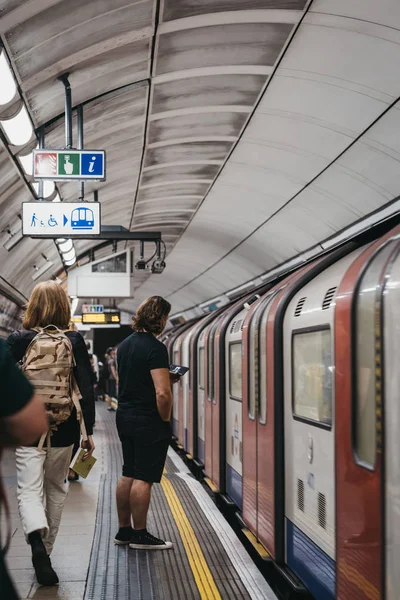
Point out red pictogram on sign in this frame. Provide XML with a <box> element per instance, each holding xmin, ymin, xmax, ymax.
<box><xmin>34</xmin><ymin>152</ymin><xmax>57</xmax><ymax>177</ymax></box>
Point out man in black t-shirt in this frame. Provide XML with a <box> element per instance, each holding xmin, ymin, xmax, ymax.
<box><xmin>0</xmin><ymin>339</ymin><xmax>47</xmax><ymax>599</ymax></box>
<box><xmin>114</xmin><ymin>296</ymin><xmax>179</xmax><ymax>550</ymax></box>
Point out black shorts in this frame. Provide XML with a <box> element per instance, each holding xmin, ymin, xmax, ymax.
<box><xmin>117</xmin><ymin>431</ymin><xmax>170</xmax><ymax>483</ymax></box>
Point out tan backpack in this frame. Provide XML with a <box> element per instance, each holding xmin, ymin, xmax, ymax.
<box><xmin>22</xmin><ymin>326</ymin><xmax>87</xmax><ymax>449</ymax></box>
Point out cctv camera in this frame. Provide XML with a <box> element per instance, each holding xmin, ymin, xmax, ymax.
<box><xmin>151</xmin><ymin>259</ymin><xmax>166</xmax><ymax>274</ymax></box>
<box><xmin>135</xmin><ymin>259</ymin><xmax>147</xmax><ymax>270</ymax></box>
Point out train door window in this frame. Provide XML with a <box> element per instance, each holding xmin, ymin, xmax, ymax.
<box><xmin>198</xmin><ymin>347</ymin><xmax>205</xmax><ymax>390</ymax></box>
<box><xmin>229</xmin><ymin>342</ymin><xmax>242</xmax><ymax>401</ymax></box>
<box><xmin>259</xmin><ymin>300</ymin><xmax>273</xmax><ymax>425</ymax></box>
<box><xmin>292</xmin><ymin>328</ymin><xmax>333</xmax><ymax>427</ymax></box>
<box><xmin>207</xmin><ymin>330</ymin><xmax>213</xmax><ymax>402</ymax></box>
<box><xmin>208</xmin><ymin>321</ymin><xmax>219</xmax><ymax>403</ymax></box>
<box><xmin>188</xmin><ymin>345</ymin><xmax>192</xmax><ymax>391</ymax></box>
<box><xmin>249</xmin><ymin>306</ymin><xmax>262</xmax><ymax>419</ymax></box>
<box><xmin>354</xmin><ymin>241</ymin><xmax>395</xmax><ymax>467</ymax></box>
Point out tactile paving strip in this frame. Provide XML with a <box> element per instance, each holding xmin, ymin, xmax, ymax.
<box><xmin>84</xmin><ymin>404</ymin><xmax>252</xmax><ymax>599</ymax></box>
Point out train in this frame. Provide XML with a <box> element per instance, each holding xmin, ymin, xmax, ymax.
<box><xmin>71</xmin><ymin>207</ymin><xmax>94</xmax><ymax>230</ymax></box>
<box><xmin>162</xmin><ymin>223</ymin><xmax>400</xmax><ymax>600</ymax></box>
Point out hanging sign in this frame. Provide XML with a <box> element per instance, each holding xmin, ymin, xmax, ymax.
<box><xmin>22</xmin><ymin>202</ymin><xmax>101</xmax><ymax>236</ymax></box>
<box><xmin>33</xmin><ymin>149</ymin><xmax>106</xmax><ymax>181</ymax></box>
<box><xmin>82</xmin><ymin>304</ymin><xmax>104</xmax><ymax>314</ymax></box>
<box><xmin>82</xmin><ymin>311</ymin><xmax>120</xmax><ymax>325</ymax></box>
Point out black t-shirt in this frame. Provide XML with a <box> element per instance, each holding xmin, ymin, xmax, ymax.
<box><xmin>0</xmin><ymin>340</ymin><xmax>34</xmax><ymax>597</ymax></box>
<box><xmin>0</xmin><ymin>339</ymin><xmax>34</xmax><ymax>419</ymax></box>
<box><xmin>7</xmin><ymin>330</ymin><xmax>95</xmax><ymax>447</ymax></box>
<box><xmin>116</xmin><ymin>332</ymin><xmax>171</xmax><ymax>438</ymax></box>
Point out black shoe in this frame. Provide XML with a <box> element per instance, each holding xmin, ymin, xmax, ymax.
<box><xmin>114</xmin><ymin>526</ymin><xmax>134</xmax><ymax>545</ymax></box>
<box><xmin>129</xmin><ymin>530</ymin><xmax>172</xmax><ymax>550</ymax></box>
<box><xmin>32</xmin><ymin>552</ymin><xmax>59</xmax><ymax>586</ymax></box>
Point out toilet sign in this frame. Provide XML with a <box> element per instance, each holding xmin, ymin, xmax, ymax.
<box><xmin>33</xmin><ymin>149</ymin><xmax>106</xmax><ymax>181</ymax></box>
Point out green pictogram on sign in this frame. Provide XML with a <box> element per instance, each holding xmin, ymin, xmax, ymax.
<box><xmin>58</xmin><ymin>153</ymin><xmax>80</xmax><ymax>176</ymax></box>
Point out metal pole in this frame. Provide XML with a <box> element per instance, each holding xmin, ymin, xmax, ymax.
<box><xmin>93</xmin><ymin>190</ymin><xmax>98</xmax><ymax>202</ymax></box>
<box><xmin>57</xmin><ymin>73</ymin><xmax>73</xmax><ymax>149</ymax></box>
<box><xmin>77</xmin><ymin>104</ymin><xmax>84</xmax><ymax>201</ymax></box>
<box><xmin>38</xmin><ymin>127</ymin><xmax>45</xmax><ymax>201</ymax></box>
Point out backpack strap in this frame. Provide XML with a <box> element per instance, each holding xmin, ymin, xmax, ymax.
<box><xmin>71</xmin><ymin>376</ymin><xmax>88</xmax><ymax>443</ymax></box>
<box><xmin>0</xmin><ymin>449</ymin><xmax>11</xmax><ymax>556</ymax></box>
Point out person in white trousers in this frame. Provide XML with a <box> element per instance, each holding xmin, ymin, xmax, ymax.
<box><xmin>7</xmin><ymin>281</ymin><xmax>95</xmax><ymax>586</ymax></box>
<box><xmin>15</xmin><ymin>446</ymin><xmax>73</xmax><ymax>555</ymax></box>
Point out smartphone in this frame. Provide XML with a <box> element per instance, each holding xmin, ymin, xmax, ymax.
<box><xmin>169</xmin><ymin>364</ymin><xmax>189</xmax><ymax>376</ymax></box>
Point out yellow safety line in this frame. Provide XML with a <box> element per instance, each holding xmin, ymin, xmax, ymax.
<box><xmin>161</xmin><ymin>475</ymin><xmax>222</xmax><ymax>600</ymax></box>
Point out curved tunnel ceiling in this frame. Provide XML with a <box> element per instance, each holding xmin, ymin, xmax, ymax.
<box><xmin>0</xmin><ymin>0</ymin><xmax>399</xmax><ymax>315</ymax></box>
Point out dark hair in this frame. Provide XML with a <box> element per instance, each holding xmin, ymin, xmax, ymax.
<box><xmin>132</xmin><ymin>296</ymin><xmax>171</xmax><ymax>335</ymax></box>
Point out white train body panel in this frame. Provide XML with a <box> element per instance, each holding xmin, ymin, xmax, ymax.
<box><xmin>181</xmin><ymin>332</ymin><xmax>191</xmax><ymax>449</ymax></box>
<box><xmin>284</xmin><ymin>250</ymin><xmax>361</xmax><ymax>561</ymax></box>
<box><xmin>225</xmin><ymin>306</ymin><xmax>247</xmax><ymax>508</ymax></box>
<box><xmin>197</xmin><ymin>329</ymin><xmax>206</xmax><ymax>461</ymax></box>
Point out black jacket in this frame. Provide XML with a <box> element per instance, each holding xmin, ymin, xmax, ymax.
<box><xmin>7</xmin><ymin>329</ymin><xmax>95</xmax><ymax>447</ymax></box>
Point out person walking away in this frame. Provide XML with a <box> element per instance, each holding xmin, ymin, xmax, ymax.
<box><xmin>114</xmin><ymin>296</ymin><xmax>179</xmax><ymax>550</ymax></box>
<box><xmin>97</xmin><ymin>352</ymin><xmax>109</xmax><ymax>402</ymax></box>
<box><xmin>7</xmin><ymin>281</ymin><xmax>95</xmax><ymax>586</ymax></box>
<box><xmin>107</xmin><ymin>347</ymin><xmax>118</xmax><ymax>411</ymax></box>
<box><xmin>0</xmin><ymin>338</ymin><xmax>47</xmax><ymax>600</ymax></box>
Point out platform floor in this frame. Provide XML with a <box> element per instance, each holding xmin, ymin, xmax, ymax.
<box><xmin>3</xmin><ymin>403</ymin><xmax>276</xmax><ymax>600</ymax></box>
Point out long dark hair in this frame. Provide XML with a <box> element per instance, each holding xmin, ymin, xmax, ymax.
<box><xmin>132</xmin><ymin>296</ymin><xmax>171</xmax><ymax>335</ymax></box>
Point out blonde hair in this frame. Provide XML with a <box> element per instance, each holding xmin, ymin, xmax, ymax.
<box><xmin>132</xmin><ymin>296</ymin><xmax>171</xmax><ymax>335</ymax></box>
<box><xmin>23</xmin><ymin>281</ymin><xmax>71</xmax><ymax>330</ymax></box>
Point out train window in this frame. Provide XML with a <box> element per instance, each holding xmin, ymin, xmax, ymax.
<box><xmin>208</xmin><ymin>321</ymin><xmax>219</xmax><ymax>402</ymax></box>
<box><xmin>293</xmin><ymin>328</ymin><xmax>333</xmax><ymax>427</ymax></box>
<box><xmin>198</xmin><ymin>347</ymin><xmax>205</xmax><ymax>390</ymax></box>
<box><xmin>208</xmin><ymin>331</ymin><xmax>214</xmax><ymax>402</ymax></box>
<box><xmin>259</xmin><ymin>299</ymin><xmax>273</xmax><ymax>425</ymax></box>
<box><xmin>229</xmin><ymin>342</ymin><xmax>242</xmax><ymax>401</ymax></box>
<box><xmin>249</xmin><ymin>307</ymin><xmax>261</xmax><ymax>419</ymax></box>
<box><xmin>354</xmin><ymin>242</ymin><xmax>395</xmax><ymax>467</ymax></box>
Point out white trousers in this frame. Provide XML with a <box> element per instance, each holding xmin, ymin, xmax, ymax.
<box><xmin>15</xmin><ymin>445</ymin><xmax>73</xmax><ymax>554</ymax></box>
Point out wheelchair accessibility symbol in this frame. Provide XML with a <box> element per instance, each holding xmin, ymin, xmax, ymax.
<box><xmin>48</xmin><ymin>214</ymin><xmax>58</xmax><ymax>227</ymax></box>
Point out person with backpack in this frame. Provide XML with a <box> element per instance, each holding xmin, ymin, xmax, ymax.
<box><xmin>0</xmin><ymin>339</ymin><xmax>47</xmax><ymax>600</ymax></box>
<box><xmin>7</xmin><ymin>281</ymin><xmax>95</xmax><ymax>587</ymax></box>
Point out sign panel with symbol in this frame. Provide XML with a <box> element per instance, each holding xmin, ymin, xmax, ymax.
<box><xmin>82</xmin><ymin>304</ymin><xmax>104</xmax><ymax>314</ymax></box>
<box><xmin>22</xmin><ymin>202</ymin><xmax>101</xmax><ymax>237</ymax></box>
<box><xmin>33</xmin><ymin>149</ymin><xmax>106</xmax><ymax>181</ymax></box>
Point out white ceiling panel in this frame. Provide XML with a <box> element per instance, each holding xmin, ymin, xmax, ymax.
<box><xmin>135</xmin><ymin>0</ymin><xmax>400</xmax><ymax>313</ymax></box>
<box><xmin>1</xmin><ymin>0</ymin><xmax>399</xmax><ymax>313</ymax></box>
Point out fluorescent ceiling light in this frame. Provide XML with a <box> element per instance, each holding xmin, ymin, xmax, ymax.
<box><xmin>0</xmin><ymin>51</ymin><xmax>17</xmax><ymax>105</ymax></box>
<box><xmin>62</xmin><ymin>248</ymin><xmax>76</xmax><ymax>262</ymax></box>
<box><xmin>52</xmin><ymin>193</ymin><xmax>61</xmax><ymax>202</ymax></box>
<box><xmin>32</xmin><ymin>180</ymin><xmax>55</xmax><ymax>198</ymax></box>
<box><xmin>56</xmin><ymin>238</ymin><xmax>66</xmax><ymax>243</ymax></box>
<box><xmin>3</xmin><ymin>229</ymin><xmax>23</xmax><ymax>251</ymax></box>
<box><xmin>58</xmin><ymin>239</ymin><xmax>73</xmax><ymax>253</ymax></box>
<box><xmin>1</xmin><ymin>105</ymin><xmax>33</xmax><ymax>146</ymax></box>
<box><xmin>64</xmin><ymin>256</ymin><xmax>76</xmax><ymax>267</ymax></box>
<box><xmin>71</xmin><ymin>297</ymin><xmax>79</xmax><ymax>317</ymax></box>
<box><xmin>32</xmin><ymin>261</ymin><xmax>54</xmax><ymax>281</ymax></box>
<box><xmin>44</xmin><ymin>180</ymin><xmax>55</xmax><ymax>197</ymax></box>
<box><xmin>19</xmin><ymin>152</ymin><xmax>33</xmax><ymax>175</ymax></box>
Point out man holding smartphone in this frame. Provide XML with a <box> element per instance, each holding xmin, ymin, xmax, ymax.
<box><xmin>114</xmin><ymin>296</ymin><xmax>179</xmax><ymax>550</ymax></box>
